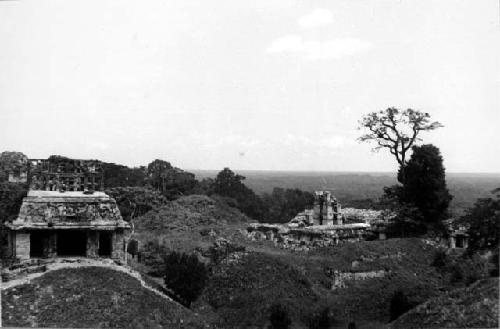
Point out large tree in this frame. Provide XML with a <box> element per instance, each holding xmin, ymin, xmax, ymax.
<box><xmin>358</xmin><ymin>108</ymin><xmax>442</xmax><ymax>182</ymax></box>
<box><xmin>146</xmin><ymin>159</ymin><xmax>198</xmax><ymax>199</ymax></box>
<box><xmin>399</xmin><ymin>144</ymin><xmax>452</xmax><ymax>227</ymax></box>
<box><xmin>212</xmin><ymin>167</ymin><xmax>265</xmax><ymax>220</ymax></box>
<box><xmin>383</xmin><ymin>144</ymin><xmax>452</xmax><ymax>236</ymax></box>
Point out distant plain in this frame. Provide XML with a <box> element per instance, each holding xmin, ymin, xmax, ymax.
<box><xmin>192</xmin><ymin>170</ymin><xmax>500</xmax><ymax>216</ymax></box>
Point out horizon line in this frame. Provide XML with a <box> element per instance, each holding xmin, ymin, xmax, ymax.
<box><xmin>186</xmin><ymin>169</ymin><xmax>500</xmax><ymax>176</ymax></box>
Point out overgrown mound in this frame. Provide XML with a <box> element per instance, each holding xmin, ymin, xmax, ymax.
<box><xmin>1</xmin><ymin>267</ymin><xmax>205</xmax><ymax>328</ymax></box>
<box><xmin>391</xmin><ymin>278</ymin><xmax>499</xmax><ymax>329</ymax></box>
<box><xmin>134</xmin><ymin>194</ymin><xmax>252</xmax><ymax>233</ymax></box>
<box><xmin>198</xmin><ymin>252</ymin><xmax>319</xmax><ymax>328</ymax></box>
<box><xmin>132</xmin><ymin>194</ymin><xmax>254</xmax><ymax>273</ymax></box>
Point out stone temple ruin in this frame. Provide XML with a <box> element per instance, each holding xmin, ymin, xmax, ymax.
<box><xmin>246</xmin><ymin>191</ymin><xmax>370</xmax><ymax>250</ymax></box>
<box><xmin>5</xmin><ymin>157</ymin><xmax>130</xmax><ymax>261</ymax></box>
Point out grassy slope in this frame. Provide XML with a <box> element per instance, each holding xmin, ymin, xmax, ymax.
<box><xmin>391</xmin><ymin>277</ymin><xmax>499</xmax><ymax>329</ymax></box>
<box><xmin>129</xmin><ymin>193</ymin><xmax>496</xmax><ymax>327</ymax></box>
<box><xmin>262</xmin><ymin>238</ymin><xmax>445</xmax><ymax>324</ymax></box>
<box><xmin>196</xmin><ymin>252</ymin><xmax>320</xmax><ymax>328</ymax></box>
<box><xmin>193</xmin><ymin>238</ymin><xmax>448</xmax><ymax>328</ymax></box>
<box><xmin>1</xmin><ymin>267</ymin><xmax>206</xmax><ymax>328</ymax></box>
<box><xmin>131</xmin><ymin>195</ymin><xmax>450</xmax><ymax>326</ymax></box>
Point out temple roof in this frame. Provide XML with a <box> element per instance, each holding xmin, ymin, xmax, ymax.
<box><xmin>7</xmin><ymin>190</ymin><xmax>130</xmax><ymax>231</ymax></box>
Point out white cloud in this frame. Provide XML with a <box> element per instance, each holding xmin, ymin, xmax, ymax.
<box><xmin>267</xmin><ymin>36</ymin><xmax>371</xmax><ymax>60</ymax></box>
<box><xmin>298</xmin><ymin>9</ymin><xmax>333</xmax><ymax>29</ymax></box>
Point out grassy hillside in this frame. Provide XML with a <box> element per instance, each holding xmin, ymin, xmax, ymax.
<box><xmin>191</xmin><ymin>238</ymin><xmax>451</xmax><ymax>328</ymax></box>
<box><xmin>196</xmin><ymin>252</ymin><xmax>320</xmax><ymax>328</ymax></box>
<box><xmin>1</xmin><ymin>267</ymin><xmax>206</xmax><ymax>328</ymax></box>
<box><xmin>391</xmin><ymin>277</ymin><xmax>499</xmax><ymax>329</ymax></box>
<box><xmin>264</xmin><ymin>238</ymin><xmax>446</xmax><ymax>324</ymax></box>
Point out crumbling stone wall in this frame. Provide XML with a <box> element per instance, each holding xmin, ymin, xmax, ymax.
<box><xmin>328</xmin><ymin>269</ymin><xmax>388</xmax><ymax>290</ymax></box>
<box><xmin>28</xmin><ymin>157</ymin><xmax>103</xmax><ymax>192</ymax></box>
<box><xmin>246</xmin><ymin>223</ymin><xmax>369</xmax><ymax>251</ymax></box>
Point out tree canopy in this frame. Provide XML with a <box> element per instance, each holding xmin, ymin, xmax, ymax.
<box><xmin>383</xmin><ymin>144</ymin><xmax>452</xmax><ymax>236</ymax></box>
<box><xmin>212</xmin><ymin>167</ymin><xmax>265</xmax><ymax>220</ymax></box>
<box><xmin>146</xmin><ymin>159</ymin><xmax>198</xmax><ymax>200</ymax></box>
<box><xmin>461</xmin><ymin>188</ymin><xmax>500</xmax><ymax>254</ymax></box>
<box><xmin>262</xmin><ymin>187</ymin><xmax>314</xmax><ymax>223</ymax></box>
<box><xmin>358</xmin><ymin>108</ymin><xmax>442</xmax><ymax>182</ymax></box>
<box><xmin>399</xmin><ymin>144</ymin><xmax>452</xmax><ymax>227</ymax></box>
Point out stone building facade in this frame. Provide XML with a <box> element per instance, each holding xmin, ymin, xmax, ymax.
<box><xmin>312</xmin><ymin>191</ymin><xmax>342</xmax><ymax>226</ymax></box>
<box><xmin>5</xmin><ymin>157</ymin><xmax>130</xmax><ymax>262</ymax></box>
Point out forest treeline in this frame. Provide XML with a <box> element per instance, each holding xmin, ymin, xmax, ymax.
<box><xmin>0</xmin><ymin>153</ymin><xmax>315</xmax><ymax>224</ymax></box>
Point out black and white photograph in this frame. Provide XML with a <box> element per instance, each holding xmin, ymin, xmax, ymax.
<box><xmin>0</xmin><ymin>0</ymin><xmax>499</xmax><ymax>328</ymax></box>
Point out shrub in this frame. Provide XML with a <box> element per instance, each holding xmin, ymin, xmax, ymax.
<box><xmin>207</xmin><ymin>238</ymin><xmax>246</xmax><ymax>264</ymax></box>
<box><xmin>449</xmin><ymin>255</ymin><xmax>489</xmax><ymax>286</ymax></box>
<box><xmin>163</xmin><ymin>251</ymin><xmax>207</xmax><ymax>307</ymax></box>
<box><xmin>126</xmin><ymin>239</ymin><xmax>139</xmax><ymax>257</ymax></box>
<box><xmin>269</xmin><ymin>303</ymin><xmax>291</xmax><ymax>329</ymax></box>
<box><xmin>431</xmin><ymin>249</ymin><xmax>449</xmax><ymax>269</ymax></box>
<box><xmin>308</xmin><ymin>307</ymin><xmax>334</xmax><ymax>329</ymax></box>
<box><xmin>389</xmin><ymin>290</ymin><xmax>412</xmax><ymax>321</ymax></box>
<box><xmin>490</xmin><ymin>249</ymin><xmax>499</xmax><ymax>277</ymax></box>
<box><xmin>449</xmin><ymin>264</ymin><xmax>464</xmax><ymax>284</ymax></box>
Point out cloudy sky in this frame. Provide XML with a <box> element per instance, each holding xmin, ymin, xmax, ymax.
<box><xmin>0</xmin><ymin>0</ymin><xmax>498</xmax><ymax>172</ymax></box>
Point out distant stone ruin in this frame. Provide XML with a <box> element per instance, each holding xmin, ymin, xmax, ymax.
<box><xmin>312</xmin><ymin>190</ymin><xmax>342</xmax><ymax>225</ymax></box>
<box><xmin>5</xmin><ymin>157</ymin><xmax>130</xmax><ymax>262</ymax></box>
<box><xmin>246</xmin><ymin>190</ymin><xmax>370</xmax><ymax>251</ymax></box>
<box><xmin>445</xmin><ymin>218</ymin><xmax>469</xmax><ymax>249</ymax></box>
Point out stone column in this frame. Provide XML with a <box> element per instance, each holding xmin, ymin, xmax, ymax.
<box><xmin>15</xmin><ymin>232</ymin><xmax>30</xmax><ymax>260</ymax></box>
<box><xmin>111</xmin><ymin>230</ymin><xmax>125</xmax><ymax>261</ymax></box>
<box><xmin>450</xmin><ymin>236</ymin><xmax>456</xmax><ymax>248</ymax></box>
<box><xmin>86</xmin><ymin>231</ymin><xmax>98</xmax><ymax>258</ymax></box>
<box><xmin>47</xmin><ymin>231</ymin><xmax>57</xmax><ymax>258</ymax></box>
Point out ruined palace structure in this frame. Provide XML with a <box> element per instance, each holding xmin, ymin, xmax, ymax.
<box><xmin>5</xmin><ymin>157</ymin><xmax>130</xmax><ymax>261</ymax></box>
<box><xmin>246</xmin><ymin>191</ymin><xmax>369</xmax><ymax>250</ymax></box>
<box><xmin>312</xmin><ymin>190</ymin><xmax>342</xmax><ymax>226</ymax></box>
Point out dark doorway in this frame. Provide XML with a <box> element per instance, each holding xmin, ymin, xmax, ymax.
<box><xmin>57</xmin><ymin>230</ymin><xmax>87</xmax><ymax>256</ymax></box>
<box><xmin>30</xmin><ymin>231</ymin><xmax>46</xmax><ymax>257</ymax></box>
<box><xmin>98</xmin><ymin>232</ymin><xmax>112</xmax><ymax>257</ymax></box>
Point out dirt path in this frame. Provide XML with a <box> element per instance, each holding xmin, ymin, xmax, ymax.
<box><xmin>1</xmin><ymin>258</ymin><xmax>178</xmax><ymax>305</ymax></box>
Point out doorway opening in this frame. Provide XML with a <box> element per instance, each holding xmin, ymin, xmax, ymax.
<box><xmin>98</xmin><ymin>232</ymin><xmax>112</xmax><ymax>257</ymax></box>
<box><xmin>57</xmin><ymin>230</ymin><xmax>87</xmax><ymax>256</ymax></box>
<box><xmin>30</xmin><ymin>231</ymin><xmax>46</xmax><ymax>258</ymax></box>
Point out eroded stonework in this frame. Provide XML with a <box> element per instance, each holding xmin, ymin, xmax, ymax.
<box><xmin>5</xmin><ymin>156</ymin><xmax>130</xmax><ymax>262</ymax></box>
<box><xmin>246</xmin><ymin>191</ymin><xmax>370</xmax><ymax>251</ymax></box>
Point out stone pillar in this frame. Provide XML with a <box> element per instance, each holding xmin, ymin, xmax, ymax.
<box><xmin>450</xmin><ymin>236</ymin><xmax>456</xmax><ymax>248</ymax></box>
<box><xmin>47</xmin><ymin>231</ymin><xmax>57</xmax><ymax>258</ymax></box>
<box><xmin>15</xmin><ymin>232</ymin><xmax>30</xmax><ymax>260</ymax></box>
<box><xmin>111</xmin><ymin>230</ymin><xmax>125</xmax><ymax>261</ymax></box>
<box><xmin>86</xmin><ymin>231</ymin><xmax>99</xmax><ymax>258</ymax></box>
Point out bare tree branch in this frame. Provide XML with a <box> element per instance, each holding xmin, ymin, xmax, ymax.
<box><xmin>357</xmin><ymin>107</ymin><xmax>443</xmax><ymax>183</ymax></box>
